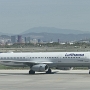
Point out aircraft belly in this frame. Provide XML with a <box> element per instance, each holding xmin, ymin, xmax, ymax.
<box><xmin>48</xmin><ymin>63</ymin><xmax>90</xmax><ymax>67</ymax></box>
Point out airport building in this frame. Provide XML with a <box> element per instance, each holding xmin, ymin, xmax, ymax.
<box><xmin>11</xmin><ymin>36</ymin><xmax>17</xmax><ymax>44</ymax></box>
<box><xmin>58</xmin><ymin>39</ymin><xmax>60</xmax><ymax>43</ymax></box>
<box><xmin>17</xmin><ymin>35</ymin><xmax>22</xmax><ymax>43</ymax></box>
<box><xmin>38</xmin><ymin>39</ymin><xmax>41</xmax><ymax>43</ymax></box>
<box><xmin>25</xmin><ymin>37</ymin><xmax>30</xmax><ymax>43</ymax></box>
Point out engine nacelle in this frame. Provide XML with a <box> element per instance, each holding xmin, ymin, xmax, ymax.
<box><xmin>56</xmin><ymin>67</ymin><xmax>73</xmax><ymax>70</ymax></box>
<box><xmin>31</xmin><ymin>64</ymin><xmax>48</xmax><ymax>72</ymax></box>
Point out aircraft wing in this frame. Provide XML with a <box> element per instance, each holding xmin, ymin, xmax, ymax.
<box><xmin>0</xmin><ymin>59</ymin><xmax>53</xmax><ymax>66</ymax></box>
<box><xmin>12</xmin><ymin>60</ymin><xmax>53</xmax><ymax>64</ymax></box>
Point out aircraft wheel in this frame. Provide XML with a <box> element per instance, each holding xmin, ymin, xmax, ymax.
<box><xmin>29</xmin><ymin>70</ymin><xmax>35</xmax><ymax>74</ymax></box>
<box><xmin>46</xmin><ymin>68</ymin><xmax>51</xmax><ymax>74</ymax></box>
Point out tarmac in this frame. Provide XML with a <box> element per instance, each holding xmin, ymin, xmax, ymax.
<box><xmin>0</xmin><ymin>70</ymin><xmax>90</xmax><ymax>90</ymax></box>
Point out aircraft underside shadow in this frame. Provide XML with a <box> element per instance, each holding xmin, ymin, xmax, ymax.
<box><xmin>0</xmin><ymin>71</ymin><xmax>59</xmax><ymax>76</ymax></box>
<box><xmin>0</xmin><ymin>71</ymin><xmax>89</xmax><ymax>76</ymax></box>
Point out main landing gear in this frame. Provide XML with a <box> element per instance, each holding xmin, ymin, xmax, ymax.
<box><xmin>29</xmin><ymin>70</ymin><xmax>35</xmax><ymax>74</ymax></box>
<box><xmin>28</xmin><ymin>68</ymin><xmax>52</xmax><ymax>74</ymax></box>
<box><xmin>46</xmin><ymin>68</ymin><xmax>52</xmax><ymax>74</ymax></box>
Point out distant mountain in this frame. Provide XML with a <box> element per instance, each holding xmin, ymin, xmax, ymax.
<box><xmin>21</xmin><ymin>27</ymin><xmax>90</xmax><ymax>42</ymax></box>
<box><xmin>0</xmin><ymin>27</ymin><xmax>90</xmax><ymax>42</ymax></box>
<box><xmin>0</xmin><ymin>32</ymin><xmax>13</xmax><ymax>36</ymax></box>
<box><xmin>0</xmin><ymin>35</ymin><xmax>11</xmax><ymax>39</ymax></box>
<box><xmin>21</xmin><ymin>27</ymin><xmax>89</xmax><ymax>34</ymax></box>
<box><xmin>22</xmin><ymin>33</ymin><xmax>90</xmax><ymax>42</ymax></box>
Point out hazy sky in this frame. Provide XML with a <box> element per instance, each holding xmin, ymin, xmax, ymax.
<box><xmin>0</xmin><ymin>0</ymin><xmax>90</xmax><ymax>34</ymax></box>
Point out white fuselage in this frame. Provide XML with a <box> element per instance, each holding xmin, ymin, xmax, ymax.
<box><xmin>0</xmin><ymin>52</ymin><xmax>90</xmax><ymax>68</ymax></box>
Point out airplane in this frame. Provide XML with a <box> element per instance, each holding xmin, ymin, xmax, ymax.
<box><xmin>0</xmin><ymin>52</ymin><xmax>90</xmax><ymax>74</ymax></box>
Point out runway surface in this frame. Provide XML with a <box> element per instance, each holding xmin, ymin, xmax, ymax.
<box><xmin>0</xmin><ymin>70</ymin><xmax>90</xmax><ymax>90</ymax></box>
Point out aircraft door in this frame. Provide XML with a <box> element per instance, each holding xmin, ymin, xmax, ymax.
<box><xmin>26</xmin><ymin>56</ymin><xmax>30</xmax><ymax>61</ymax></box>
<box><xmin>84</xmin><ymin>54</ymin><xmax>89</xmax><ymax>63</ymax></box>
<box><xmin>58</xmin><ymin>54</ymin><xmax>62</xmax><ymax>63</ymax></box>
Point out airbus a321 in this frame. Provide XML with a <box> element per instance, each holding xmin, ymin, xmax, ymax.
<box><xmin>0</xmin><ymin>52</ymin><xmax>90</xmax><ymax>74</ymax></box>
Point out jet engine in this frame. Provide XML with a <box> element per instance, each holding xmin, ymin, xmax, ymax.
<box><xmin>56</xmin><ymin>67</ymin><xmax>73</xmax><ymax>70</ymax></box>
<box><xmin>31</xmin><ymin>64</ymin><xmax>48</xmax><ymax>72</ymax></box>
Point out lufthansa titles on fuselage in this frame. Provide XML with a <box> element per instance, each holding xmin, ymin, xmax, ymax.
<box><xmin>65</xmin><ymin>53</ymin><xmax>84</xmax><ymax>57</ymax></box>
